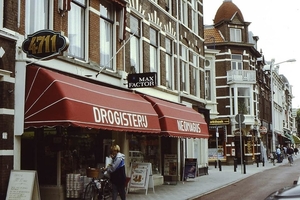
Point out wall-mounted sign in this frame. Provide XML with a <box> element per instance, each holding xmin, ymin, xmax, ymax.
<box><xmin>127</xmin><ymin>72</ymin><xmax>157</xmax><ymax>88</ymax></box>
<box><xmin>210</xmin><ymin>118</ymin><xmax>230</xmax><ymax>125</ymax></box>
<box><xmin>22</xmin><ymin>29</ymin><xmax>69</xmax><ymax>60</ymax></box>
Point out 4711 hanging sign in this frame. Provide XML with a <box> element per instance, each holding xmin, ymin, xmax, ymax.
<box><xmin>22</xmin><ymin>29</ymin><xmax>69</xmax><ymax>60</ymax></box>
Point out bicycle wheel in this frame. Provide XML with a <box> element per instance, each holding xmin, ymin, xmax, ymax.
<box><xmin>83</xmin><ymin>182</ymin><xmax>99</xmax><ymax>200</ymax></box>
<box><xmin>100</xmin><ymin>180</ymin><xmax>112</xmax><ymax>200</ymax></box>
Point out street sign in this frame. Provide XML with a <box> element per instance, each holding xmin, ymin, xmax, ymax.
<box><xmin>235</xmin><ymin>114</ymin><xmax>245</xmax><ymax>124</ymax></box>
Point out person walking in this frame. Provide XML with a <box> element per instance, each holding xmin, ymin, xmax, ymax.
<box><xmin>287</xmin><ymin>145</ymin><xmax>294</xmax><ymax>165</ymax></box>
<box><xmin>276</xmin><ymin>146</ymin><xmax>282</xmax><ymax>163</ymax></box>
<box><xmin>294</xmin><ymin>146</ymin><xmax>298</xmax><ymax>157</ymax></box>
<box><xmin>104</xmin><ymin>145</ymin><xmax>126</xmax><ymax>200</ymax></box>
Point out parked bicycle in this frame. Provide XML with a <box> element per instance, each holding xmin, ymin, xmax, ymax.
<box><xmin>83</xmin><ymin>168</ymin><xmax>112</xmax><ymax>200</ymax></box>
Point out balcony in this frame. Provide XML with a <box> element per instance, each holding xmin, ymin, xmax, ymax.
<box><xmin>227</xmin><ymin>70</ymin><xmax>256</xmax><ymax>84</ymax></box>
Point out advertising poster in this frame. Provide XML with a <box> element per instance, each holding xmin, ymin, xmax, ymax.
<box><xmin>130</xmin><ymin>168</ymin><xmax>147</xmax><ymax>187</ymax></box>
<box><xmin>163</xmin><ymin>154</ymin><xmax>177</xmax><ymax>176</ymax></box>
<box><xmin>184</xmin><ymin>158</ymin><xmax>197</xmax><ymax>179</ymax></box>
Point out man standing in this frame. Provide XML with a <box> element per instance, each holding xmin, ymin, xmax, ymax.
<box><xmin>105</xmin><ymin>145</ymin><xmax>126</xmax><ymax>200</ymax></box>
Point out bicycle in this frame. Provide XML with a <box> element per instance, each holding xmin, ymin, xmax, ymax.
<box><xmin>83</xmin><ymin>168</ymin><xmax>112</xmax><ymax>200</ymax></box>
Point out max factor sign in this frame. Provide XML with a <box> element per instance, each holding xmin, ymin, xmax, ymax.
<box><xmin>127</xmin><ymin>72</ymin><xmax>157</xmax><ymax>88</ymax></box>
<box><xmin>22</xmin><ymin>29</ymin><xmax>69</xmax><ymax>59</ymax></box>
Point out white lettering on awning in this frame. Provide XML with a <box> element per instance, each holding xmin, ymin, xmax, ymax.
<box><xmin>177</xmin><ymin>120</ymin><xmax>201</xmax><ymax>133</ymax></box>
<box><xmin>93</xmin><ymin>107</ymin><xmax>148</xmax><ymax>128</ymax></box>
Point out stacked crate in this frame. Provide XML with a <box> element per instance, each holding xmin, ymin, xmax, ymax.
<box><xmin>66</xmin><ymin>173</ymin><xmax>84</xmax><ymax>198</ymax></box>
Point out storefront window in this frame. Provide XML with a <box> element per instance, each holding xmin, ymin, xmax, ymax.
<box><xmin>129</xmin><ymin>135</ymin><xmax>161</xmax><ymax>174</ymax></box>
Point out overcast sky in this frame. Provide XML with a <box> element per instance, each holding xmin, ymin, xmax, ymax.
<box><xmin>203</xmin><ymin>0</ymin><xmax>300</xmax><ymax>107</ymax></box>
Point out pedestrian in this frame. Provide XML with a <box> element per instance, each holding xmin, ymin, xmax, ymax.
<box><xmin>283</xmin><ymin>145</ymin><xmax>287</xmax><ymax>158</ymax></box>
<box><xmin>287</xmin><ymin>145</ymin><xmax>294</xmax><ymax>165</ymax></box>
<box><xmin>276</xmin><ymin>146</ymin><xmax>282</xmax><ymax>163</ymax></box>
<box><xmin>103</xmin><ymin>144</ymin><xmax>126</xmax><ymax>200</ymax></box>
<box><xmin>294</xmin><ymin>147</ymin><xmax>298</xmax><ymax>157</ymax></box>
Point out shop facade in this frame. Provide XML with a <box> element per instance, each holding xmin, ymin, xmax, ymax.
<box><xmin>18</xmin><ymin>65</ymin><xmax>209</xmax><ymax>200</ymax></box>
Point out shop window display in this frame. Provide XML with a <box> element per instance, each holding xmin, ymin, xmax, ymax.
<box><xmin>129</xmin><ymin>135</ymin><xmax>161</xmax><ymax>174</ymax></box>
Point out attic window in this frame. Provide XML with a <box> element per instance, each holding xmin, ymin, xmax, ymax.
<box><xmin>230</xmin><ymin>28</ymin><xmax>241</xmax><ymax>42</ymax></box>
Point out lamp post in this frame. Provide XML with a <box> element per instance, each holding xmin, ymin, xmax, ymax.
<box><xmin>268</xmin><ymin>59</ymin><xmax>296</xmax><ymax>152</ymax></box>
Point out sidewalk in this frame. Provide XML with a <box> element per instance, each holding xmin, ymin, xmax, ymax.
<box><xmin>126</xmin><ymin>158</ymin><xmax>292</xmax><ymax>200</ymax></box>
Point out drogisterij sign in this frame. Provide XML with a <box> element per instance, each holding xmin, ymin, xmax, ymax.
<box><xmin>127</xmin><ymin>72</ymin><xmax>157</xmax><ymax>88</ymax></box>
<box><xmin>22</xmin><ymin>29</ymin><xmax>69</xmax><ymax>60</ymax></box>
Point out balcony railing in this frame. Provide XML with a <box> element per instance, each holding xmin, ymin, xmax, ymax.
<box><xmin>227</xmin><ymin>70</ymin><xmax>256</xmax><ymax>84</ymax></box>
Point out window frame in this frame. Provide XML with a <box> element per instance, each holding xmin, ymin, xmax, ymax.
<box><xmin>68</xmin><ymin>0</ymin><xmax>86</xmax><ymax>60</ymax></box>
<box><xmin>191</xmin><ymin>0</ymin><xmax>198</xmax><ymax>34</ymax></box>
<box><xmin>100</xmin><ymin>0</ymin><xmax>114</xmax><ymax>70</ymax></box>
<box><xmin>237</xmin><ymin>87</ymin><xmax>251</xmax><ymax>115</ymax></box>
<box><xmin>230</xmin><ymin>28</ymin><xmax>242</xmax><ymax>42</ymax></box>
<box><xmin>191</xmin><ymin>53</ymin><xmax>199</xmax><ymax>96</ymax></box>
<box><xmin>25</xmin><ymin>0</ymin><xmax>51</xmax><ymax>35</ymax></box>
<box><xmin>180</xmin><ymin>45</ymin><xmax>189</xmax><ymax>92</ymax></box>
<box><xmin>149</xmin><ymin>27</ymin><xmax>158</xmax><ymax>73</ymax></box>
<box><xmin>165</xmin><ymin>37</ymin><xmax>173</xmax><ymax>89</ymax></box>
<box><xmin>181</xmin><ymin>0</ymin><xmax>188</xmax><ymax>25</ymax></box>
<box><xmin>0</xmin><ymin>0</ymin><xmax>3</xmax><ymax>28</ymax></box>
<box><xmin>231</xmin><ymin>54</ymin><xmax>243</xmax><ymax>70</ymax></box>
<box><xmin>129</xmin><ymin>14</ymin><xmax>141</xmax><ymax>73</ymax></box>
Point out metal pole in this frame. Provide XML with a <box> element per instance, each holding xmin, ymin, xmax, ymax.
<box><xmin>239</xmin><ymin>114</ymin><xmax>243</xmax><ymax>174</ymax></box>
<box><xmin>216</xmin><ymin>127</ymin><xmax>219</xmax><ymax>169</ymax></box>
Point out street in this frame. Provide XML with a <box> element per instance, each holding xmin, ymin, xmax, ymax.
<box><xmin>195</xmin><ymin>158</ymin><xmax>300</xmax><ymax>200</ymax></box>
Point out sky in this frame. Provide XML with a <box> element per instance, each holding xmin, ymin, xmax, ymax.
<box><xmin>203</xmin><ymin>0</ymin><xmax>300</xmax><ymax>107</ymax></box>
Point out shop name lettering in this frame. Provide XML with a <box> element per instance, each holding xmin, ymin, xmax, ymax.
<box><xmin>177</xmin><ymin>120</ymin><xmax>201</xmax><ymax>133</ymax></box>
<box><xmin>93</xmin><ymin>107</ymin><xmax>148</xmax><ymax>127</ymax></box>
<box><xmin>128</xmin><ymin>77</ymin><xmax>155</xmax><ymax>88</ymax></box>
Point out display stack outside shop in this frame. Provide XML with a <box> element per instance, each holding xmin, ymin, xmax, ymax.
<box><xmin>65</xmin><ymin>173</ymin><xmax>84</xmax><ymax>199</ymax></box>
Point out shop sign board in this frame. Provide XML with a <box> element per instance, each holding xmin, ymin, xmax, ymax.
<box><xmin>6</xmin><ymin>170</ymin><xmax>40</xmax><ymax>200</ymax></box>
<box><xmin>184</xmin><ymin>158</ymin><xmax>197</xmax><ymax>179</ymax></box>
<box><xmin>210</xmin><ymin>118</ymin><xmax>230</xmax><ymax>125</ymax></box>
<box><xmin>127</xmin><ymin>72</ymin><xmax>157</xmax><ymax>88</ymax></box>
<box><xmin>163</xmin><ymin>154</ymin><xmax>177</xmax><ymax>176</ymax></box>
<box><xmin>22</xmin><ymin>29</ymin><xmax>69</xmax><ymax>60</ymax></box>
<box><xmin>128</xmin><ymin>162</ymin><xmax>154</xmax><ymax>195</ymax></box>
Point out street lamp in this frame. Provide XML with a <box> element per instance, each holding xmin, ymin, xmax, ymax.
<box><xmin>265</xmin><ymin>59</ymin><xmax>296</xmax><ymax>153</ymax></box>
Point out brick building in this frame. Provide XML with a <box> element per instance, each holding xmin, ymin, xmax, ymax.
<box><xmin>0</xmin><ymin>0</ymin><xmax>209</xmax><ymax>199</ymax></box>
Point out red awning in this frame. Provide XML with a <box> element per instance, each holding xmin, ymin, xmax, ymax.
<box><xmin>142</xmin><ymin>95</ymin><xmax>209</xmax><ymax>139</ymax></box>
<box><xmin>24</xmin><ymin>65</ymin><xmax>161</xmax><ymax>133</ymax></box>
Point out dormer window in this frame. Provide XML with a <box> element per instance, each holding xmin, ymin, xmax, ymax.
<box><xmin>230</xmin><ymin>28</ymin><xmax>241</xmax><ymax>42</ymax></box>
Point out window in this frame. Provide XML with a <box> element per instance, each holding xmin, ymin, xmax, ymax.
<box><xmin>100</xmin><ymin>1</ymin><xmax>114</xmax><ymax>69</ymax></box>
<box><xmin>130</xmin><ymin>15</ymin><xmax>140</xmax><ymax>73</ymax></box>
<box><xmin>150</xmin><ymin>28</ymin><xmax>158</xmax><ymax>72</ymax></box>
<box><xmin>0</xmin><ymin>0</ymin><xmax>3</xmax><ymax>28</ymax></box>
<box><xmin>230</xmin><ymin>28</ymin><xmax>241</xmax><ymax>42</ymax></box>
<box><xmin>165</xmin><ymin>0</ymin><xmax>172</xmax><ymax>14</ymax></box>
<box><xmin>68</xmin><ymin>0</ymin><xmax>86</xmax><ymax>60</ymax></box>
<box><xmin>205</xmin><ymin>70</ymin><xmax>211</xmax><ymax>100</ymax></box>
<box><xmin>237</xmin><ymin>88</ymin><xmax>250</xmax><ymax>114</ymax></box>
<box><xmin>191</xmin><ymin>0</ymin><xmax>198</xmax><ymax>34</ymax></box>
<box><xmin>25</xmin><ymin>0</ymin><xmax>50</xmax><ymax>34</ymax></box>
<box><xmin>181</xmin><ymin>0</ymin><xmax>188</xmax><ymax>25</ymax></box>
<box><xmin>165</xmin><ymin>38</ymin><xmax>173</xmax><ymax>89</ymax></box>
<box><xmin>231</xmin><ymin>54</ymin><xmax>243</xmax><ymax>70</ymax></box>
<box><xmin>181</xmin><ymin>45</ymin><xmax>188</xmax><ymax>92</ymax></box>
<box><xmin>205</xmin><ymin>59</ymin><xmax>211</xmax><ymax>100</ymax></box>
<box><xmin>191</xmin><ymin>53</ymin><xmax>199</xmax><ymax>96</ymax></box>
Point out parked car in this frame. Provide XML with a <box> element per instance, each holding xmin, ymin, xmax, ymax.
<box><xmin>265</xmin><ymin>181</ymin><xmax>300</xmax><ymax>199</ymax></box>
